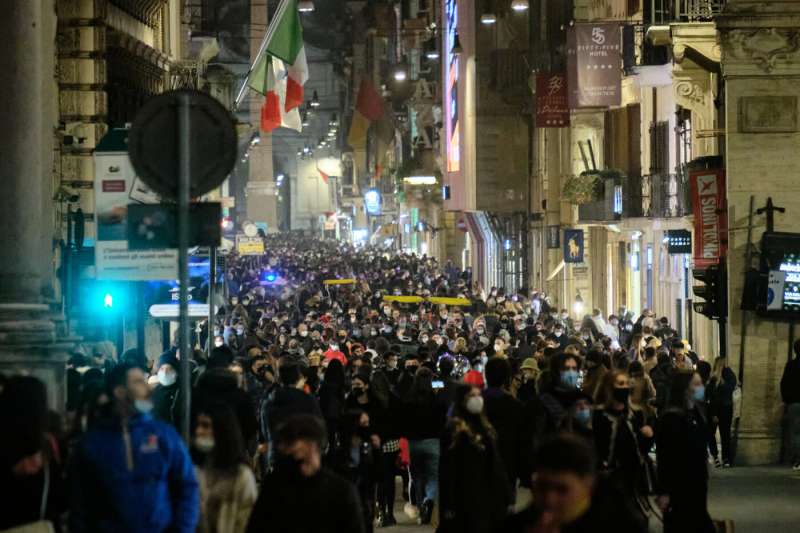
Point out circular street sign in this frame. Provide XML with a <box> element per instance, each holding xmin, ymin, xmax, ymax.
<box><xmin>242</xmin><ymin>220</ymin><xmax>258</xmax><ymax>237</ymax></box>
<box><xmin>128</xmin><ymin>89</ymin><xmax>237</xmax><ymax>199</ymax></box>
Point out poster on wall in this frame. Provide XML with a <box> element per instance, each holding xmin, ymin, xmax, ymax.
<box><xmin>536</xmin><ymin>73</ymin><xmax>570</xmax><ymax>127</ymax></box>
<box><xmin>94</xmin><ymin>129</ymin><xmax>178</xmax><ymax>280</ymax></box>
<box><xmin>564</xmin><ymin>229</ymin><xmax>585</xmax><ymax>263</ymax></box>
<box><xmin>567</xmin><ymin>23</ymin><xmax>621</xmax><ymax>108</ymax></box>
<box><xmin>690</xmin><ymin>168</ymin><xmax>727</xmax><ymax>267</ymax></box>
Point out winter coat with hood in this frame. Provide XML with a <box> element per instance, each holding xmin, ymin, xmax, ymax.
<box><xmin>69</xmin><ymin>412</ymin><xmax>199</xmax><ymax>533</ymax></box>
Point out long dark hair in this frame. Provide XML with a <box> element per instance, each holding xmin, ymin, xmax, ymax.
<box><xmin>196</xmin><ymin>403</ymin><xmax>247</xmax><ymax>473</ymax></box>
<box><xmin>408</xmin><ymin>367</ymin><xmax>434</xmax><ymax>404</ymax></box>
<box><xmin>323</xmin><ymin>359</ymin><xmax>345</xmax><ymax>387</ymax></box>
<box><xmin>665</xmin><ymin>370</ymin><xmax>695</xmax><ymax>411</ymax></box>
<box><xmin>449</xmin><ymin>384</ymin><xmax>496</xmax><ymax>448</ymax></box>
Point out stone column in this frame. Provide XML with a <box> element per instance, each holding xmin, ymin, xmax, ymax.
<box><xmin>0</xmin><ymin>0</ymin><xmax>70</xmax><ymax>410</ymax></box>
<box><xmin>245</xmin><ymin>0</ymin><xmax>278</xmax><ymax>232</ymax></box>
<box><xmin>718</xmin><ymin>0</ymin><xmax>800</xmax><ymax>464</ymax></box>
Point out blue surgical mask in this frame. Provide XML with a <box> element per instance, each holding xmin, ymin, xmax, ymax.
<box><xmin>560</xmin><ymin>369</ymin><xmax>579</xmax><ymax>389</ymax></box>
<box><xmin>574</xmin><ymin>408</ymin><xmax>591</xmax><ymax>426</ymax></box>
<box><xmin>692</xmin><ymin>385</ymin><xmax>706</xmax><ymax>402</ymax></box>
<box><xmin>134</xmin><ymin>399</ymin><xmax>153</xmax><ymax>414</ymax></box>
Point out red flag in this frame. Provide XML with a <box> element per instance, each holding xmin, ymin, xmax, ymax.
<box><xmin>355</xmin><ymin>78</ymin><xmax>384</xmax><ymax>121</ymax></box>
<box><xmin>316</xmin><ymin>165</ymin><xmax>329</xmax><ymax>184</ymax></box>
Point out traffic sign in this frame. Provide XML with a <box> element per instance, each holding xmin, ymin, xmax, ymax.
<box><xmin>128</xmin><ymin>90</ymin><xmax>237</xmax><ymax>199</ymax></box>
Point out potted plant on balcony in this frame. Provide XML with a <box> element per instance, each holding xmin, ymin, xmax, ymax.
<box><xmin>562</xmin><ymin>171</ymin><xmax>605</xmax><ymax>204</ymax></box>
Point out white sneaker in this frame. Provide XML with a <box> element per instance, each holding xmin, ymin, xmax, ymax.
<box><xmin>792</xmin><ymin>463</ymin><xmax>800</xmax><ymax>471</ymax></box>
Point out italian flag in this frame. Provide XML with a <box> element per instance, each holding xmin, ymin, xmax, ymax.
<box><xmin>247</xmin><ymin>0</ymin><xmax>308</xmax><ymax>133</ymax></box>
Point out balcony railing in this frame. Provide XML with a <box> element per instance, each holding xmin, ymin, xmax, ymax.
<box><xmin>638</xmin><ymin>172</ymin><xmax>691</xmax><ymax>218</ymax></box>
<box><xmin>648</xmin><ymin>0</ymin><xmax>725</xmax><ymax>24</ymax></box>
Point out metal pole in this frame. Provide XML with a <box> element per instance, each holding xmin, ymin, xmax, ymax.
<box><xmin>207</xmin><ymin>246</ymin><xmax>217</xmax><ymax>357</ymax></box>
<box><xmin>177</xmin><ymin>93</ymin><xmax>192</xmax><ymax>442</ymax></box>
<box><xmin>737</xmin><ymin>195</ymin><xmax>755</xmax><ymax>383</ymax></box>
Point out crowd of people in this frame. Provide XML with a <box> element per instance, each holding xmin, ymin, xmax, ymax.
<box><xmin>0</xmin><ymin>234</ymin><xmax>746</xmax><ymax>533</ymax></box>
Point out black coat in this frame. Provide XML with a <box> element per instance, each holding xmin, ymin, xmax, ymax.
<box><xmin>482</xmin><ymin>387</ymin><xmax>525</xmax><ymax>486</ymax></box>
<box><xmin>504</xmin><ymin>475</ymin><xmax>646</xmax><ymax>533</ymax></box>
<box><xmin>781</xmin><ymin>357</ymin><xmax>800</xmax><ymax>404</ymax></box>
<box><xmin>193</xmin><ymin>370</ymin><xmax>258</xmax><ymax>445</ymax></box>
<box><xmin>656</xmin><ymin>406</ymin><xmax>709</xmax><ymax>495</ymax></box>
<box><xmin>438</xmin><ymin>418</ymin><xmax>510</xmax><ymax>533</ymax></box>
<box><xmin>246</xmin><ymin>467</ymin><xmax>365</xmax><ymax>533</ymax></box>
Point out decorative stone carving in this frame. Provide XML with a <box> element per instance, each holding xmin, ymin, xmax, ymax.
<box><xmin>723</xmin><ymin>28</ymin><xmax>800</xmax><ymax>73</ymax></box>
<box><xmin>738</xmin><ymin>95</ymin><xmax>798</xmax><ymax>133</ymax></box>
<box><xmin>675</xmin><ymin>80</ymin><xmax>707</xmax><ymax>106</ymax></box>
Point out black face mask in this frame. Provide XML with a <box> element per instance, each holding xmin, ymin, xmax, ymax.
<box><xmin>274</xmin><ymin>453</ymin><xmax>304</xmax><ymax>479</ymax></box>
<box><xmin>351</xmin><ymin>386</ymin><xmax>365</xmax><ymax>397</ymax></box>
<box><xmin>612</xmin><ymin>387</ymin><xmax>631</xmax><ymax>404</ymax></box>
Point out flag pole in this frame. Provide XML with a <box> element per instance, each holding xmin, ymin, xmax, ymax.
<box><xmin>234</xmin><ymin>0</ymin><xmax>291</xmax><ymax>110</ymax></box>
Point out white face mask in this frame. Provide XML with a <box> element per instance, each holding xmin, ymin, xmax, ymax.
<box><xmin>194</xmin><ymin>436</ymin><xmax>215</xmax><ymax>453</ymax></box>
<box><xmin>300</xmin><ymin>330</ymin><xmax>308</xmax><ymax>337</ymax></box>
<box><xmin>134</xmin><ymin>398</ymin><xmax>154</xmax><ymax>414</ymax></box>
<box><xmin>158</xmin><ymin>369</ymin><xmax>177</xmax><ymax>387</ymax></box>
<box><xmin>494</xmin><ymin>343</ymin><xmax>503</xmax><ymax>352</ymax></box>
<box><xmin>466</xmin><ymin>395</ymin><xmax>484</xmax><ymax>415</ymax></box>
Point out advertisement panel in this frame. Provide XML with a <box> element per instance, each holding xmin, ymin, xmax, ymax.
<box><xmin>567</xmin><ymin>23</ymin><xmax>622</xmax><ymax>108</ymax></box>
<box><xmin>444</xmin><ymin>0</ymin><xmax>460</xmax><ymax>173</ymax></box>
<box><xmin>536</xmin><ymin>73</ymin><xmax>570</xmax><ymax>127</ymax></box>
<box><xmin>236</xmin><ymin>235</ymin><xmax>265</xmax><ymax>256</ymax></box>
<box><xmin>94</xmin><ymin>129</ymin><xmax>178</xmax><ymax>280</ymax></box>
<box><xmin>690</xmin><ymin>169</ymin><xmax>727</xmax><ymax>267</ymax></box>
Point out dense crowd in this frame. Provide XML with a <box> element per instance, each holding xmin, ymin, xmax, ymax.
<box><xmin>0</xmin><ymin>234</ymin><xmax>754</xmax><ymax>533</ymax></box>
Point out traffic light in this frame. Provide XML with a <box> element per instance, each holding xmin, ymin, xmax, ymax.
<box><xmin>692</xmin><ymin>263</ymin><xmax>728</xmax><ymax>320</ymax></box>
<box><xmin>78</xmin><ymin>281</ymin><xmax>130</xmax><ymax>315</ymax></box>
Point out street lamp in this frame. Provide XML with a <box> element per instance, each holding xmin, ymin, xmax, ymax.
<box><xmin>301</xmin><ymin>112</ymin><xmax>309</xmax><ymax>128</ymax></box>
<box><xmin>425</xmin><ymin>38</ymin><xmax>439</xmax><ymax>60</ymax></box>
<box><xmin>311</xmin><ymin>90</ymin><xmax>320</xmax><ymax>108</ymax></box>
<box><xmin>480</xmin><ymin>6</ymin><xmax>497</xmax><ymax>25</ymax></box>
<box><xmin>298</xmin><ymin>1</ymin><xmax>314</xmax><ymax>13</ymax></box>
<box><xmin>511</xmin><ymin>0</ymin><xmax>529</xmax><ymax>12</ymax></box>
<box><xmin>393</xmin><ymin>62</ymin><xmax>408</xmax><ymax>82</ymax></box>
<box><xmin>572</xmin><ymin>292</ymin><xmax>584</xmax><ymax>317</ymax></box>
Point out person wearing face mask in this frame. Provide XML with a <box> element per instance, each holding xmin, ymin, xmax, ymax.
<box><xmin>246</xmin><ymin>415</ymin><xmax>365</xmax><ymax>533</ymax></box>
<box><xmin>505</xmin><ymin>434</ymin><xmax>646</xmax><ymax>533</ymax></box>
<box><xmin>69</xmin><ymin>364</ymin><xmax>200</xmax><ymax>533</ymax></box>
<box><xmin>151</xmin><ymin>353</ymin><xmax>181</xmax><ymax>428</ymax></box>
<box><xmin>655</xmin><ymin>371</ymin><xmax>715</xmax><ymax>533</ymax></box>
<box><xmin>192</xmin><ymin>404</ymin><xmax>256</xmax><ymax>533</ymax></box>
<box><xmin>438</xmin><ymin>384</ymin><xmax>511</xmax><ymax>533</ymax></box>
<box><xmin>482</xmin><ymin>357</ymin><xmax>525</xmax><ymax>498</ymax></box>
<box><xmin>537</xmin><ymin>353</ymin><xmax>584</xmax><ymax>437</ymax></box>
<box><xmin>331</xmin><ymin>410</ymin><xmax>381</xmax><ymax>533</ymax></box>
<box><xmin>592</xmin><ymin>371</ymin><xmax>653</xmax><ymax>527</ymax></box>
<box><xmin>547</xmin><ymin>324</ymin><xmax>568</xmax><ymax>349</ymax></box>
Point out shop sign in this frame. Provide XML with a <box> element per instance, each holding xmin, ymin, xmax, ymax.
<box><xmin>536</xmin><ymin>73</ymin><xmax>569</xmax><ymax>127</ymax></box>
<box><xmin>564</xmin><ymin>229</ymin><xmax>585</xmax><ymax>263</ymax></box>
<box><xmin>236</xmin><ymin>235</ymin><xmax>265</xmax><ymax>256</ymax></box>
<box><xmin>567</xmin><ymin>23</ymin><xmax>621</xmax><ymax>108</ymax></box>
<box><xmin>690</xmin><ymin>169</ymin><xmax>727</xmax><ymax>267</ymax></box>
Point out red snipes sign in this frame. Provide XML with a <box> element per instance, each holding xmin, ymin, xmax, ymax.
<box><xmin>536</xmin><ymin>73</ymin><xmax>569</xmax><ymax>127</ymax></box>
<box><xmin>690</xmin><ymin>169</ymin><xmax>727</xmax><ymax>267</ymax></box>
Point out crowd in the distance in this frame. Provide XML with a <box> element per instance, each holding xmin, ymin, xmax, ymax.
<box><xmin>0</xmin><ymin>234</ymin><xmax>743</xmax><ymax>533</ymax></box>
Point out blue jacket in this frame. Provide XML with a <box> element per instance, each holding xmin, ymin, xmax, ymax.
<box><xmin>69</xmin><ymin>412</ymin><xmax>199</xmax><ymax>533</ymax></box>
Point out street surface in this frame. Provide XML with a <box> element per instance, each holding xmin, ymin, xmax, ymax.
<box><xmin>383</xmin><ymin>466</ymin><xmax>800</xmax><ymax>533</ymax></box>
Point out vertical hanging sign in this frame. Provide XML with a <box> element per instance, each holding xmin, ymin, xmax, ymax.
<box><xmin>536</xmin><ymin>72</ymin><xmax>570</xmax><ymax>127</ymax></box>
<box><xmin>690</xmin><ymin>168</ymin><xmax>728</xmax><ymax>267</ymax></box>
<box><xmin>567</xmin><ymin>23</ymin><xmax>622</xmax><ymax>108</ymax></box>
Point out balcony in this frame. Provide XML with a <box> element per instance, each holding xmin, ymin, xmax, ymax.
<box><xmin>647</xmin><ymin>0</ymin><xmax>725</xmax><ymax>24</ymax></box>
<box><xmin>632</xmin><ymin>172</ymin><xmax>691</xmax><ymax>218</ymax></box>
